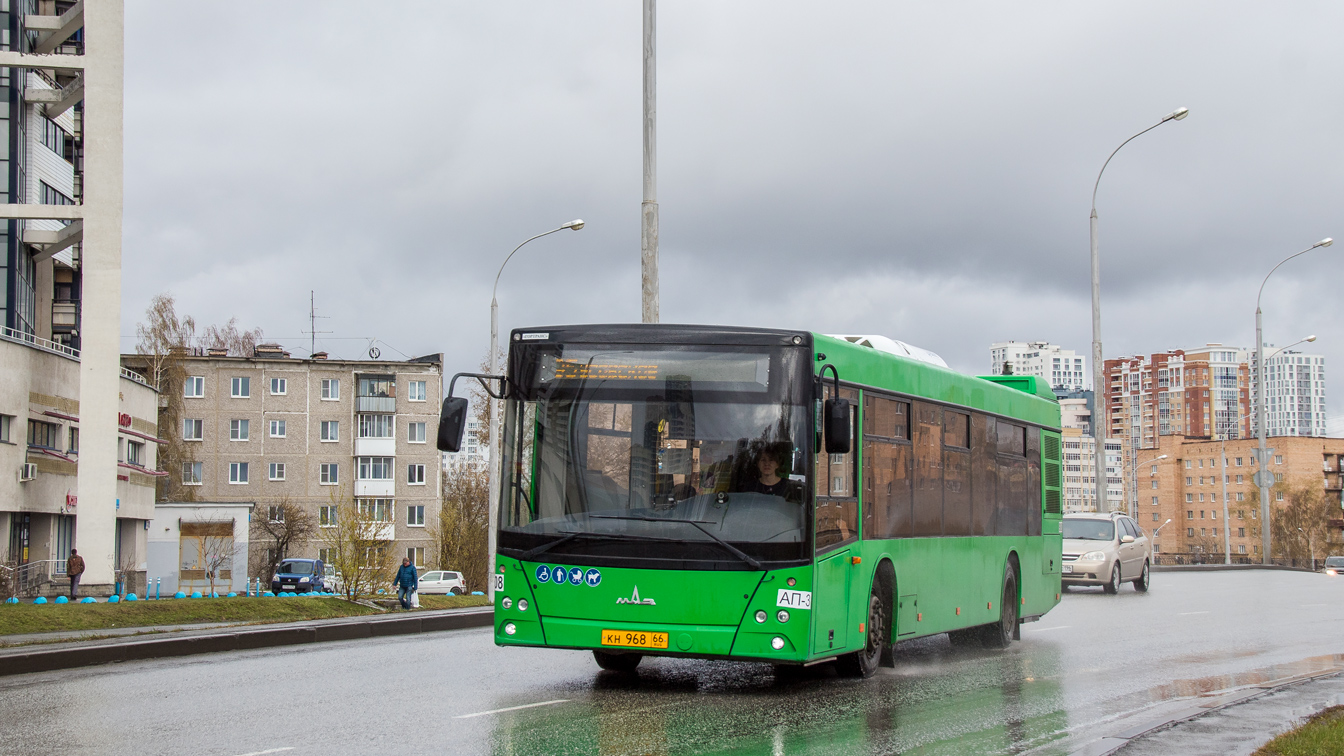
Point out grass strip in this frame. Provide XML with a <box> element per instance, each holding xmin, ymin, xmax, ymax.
<box><xmin>1253</xmin><ymin>705</ymin><xmax>1344</xmax><ymax>756</ymax></box>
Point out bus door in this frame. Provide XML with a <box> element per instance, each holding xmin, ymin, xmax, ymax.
<box><xmin>812</xmin><ymin>386</ymin><xmax>858</xmax><ymax>655</ymax></box>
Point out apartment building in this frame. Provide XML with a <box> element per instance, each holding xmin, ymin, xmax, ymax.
<box><xmin>442</xmin><ymin>418</ymin><xmax>486</xmax><ymax>471</ymax></box>
<box><xmin>1060</xmin><ymin>428</ymin><xmax>1123</xmax><ymax>513</ymax></box>
<box><xmin>1138</xmin><ymin>434</ymin><xmax>1344</xmax><ymax>558</ymax></box>
<box><xmin>1255</xmin><ymin>347</ymin><xmax>1328</xmax><ymax>438</ymax></box>
<box><xmin>989</xmin><ymin>341</ymin><xmax>1087</xmax><ymax>391</ymax></box>
<box><xmin>122</xmin><ymin>347</ymin><xmax>444</xmax><ymax>572</ymax></box>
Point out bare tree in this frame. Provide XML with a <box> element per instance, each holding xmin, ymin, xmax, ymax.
<box><xmin>194</xmin><ymin>518</ymin><xmax>241</xmax><ymax>597</ymax></box>
<box><xmin>1270</xmin><ymin>480</ymin><xmax>1340</xmax><ymax>568</ymax></box>
<box><xmin>133</xmin><ymin>294</ymin><xmax>199</xmax><ymax>503</ymax></box>
<box><xmin>318</xmin><ymin>486</ymin><xmax>399</xmax><ymax>600</ymax></box>
<box><xmin>433</xmin><ymin>464</ymin><xmax>490</xmax><ymax>592</ymax></box>
<box><xmin>201</xmin><ymin>317</ymin><xmax>264</xmax><ymax>357</ymax></box>
<box><xmin>250</xmin><ymin>497</ymin><xmax>316</xmax><ymax>582</ymax></box>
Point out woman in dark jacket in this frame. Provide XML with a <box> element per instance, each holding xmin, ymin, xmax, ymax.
<box><xmin>393</xmin><ymin>558</ymin><xmax>418</xmax><ymax>609</ymax></box>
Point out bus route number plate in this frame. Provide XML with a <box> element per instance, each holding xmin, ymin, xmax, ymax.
<box><xmin>601</xmin><ymin>629</ymin><xmax>668</xmax><ymax>649</ymax></box>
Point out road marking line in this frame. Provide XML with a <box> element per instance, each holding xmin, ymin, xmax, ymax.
<box><xmin>231</xmin><ymin>749</ymin><xmax>294</xmax><ymax>756</ymax></box>
<box><xmin>1028</xmin><ymin>625</ymin><xmax>1071</xmax><ymax>632</ymax></box>
<box><xmin>1301</xmin><ymin>603</ymin><xmax>1328</xmax><ymax>607</ymax></box>
<box><xmin>454</xmin><ymin>699</ymin><xmax>570</xmax><ymax>719</ymax></box>
<box><xmin>1178</xmin><ymin>611</ymin><xmax>1210</xmax><ymax>615</ymax></box>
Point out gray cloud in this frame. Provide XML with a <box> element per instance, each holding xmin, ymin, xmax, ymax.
<box><xmin>121</xmin><ymin>1</ymin><xmax>1344</xmax><ymax>422</ymax></box>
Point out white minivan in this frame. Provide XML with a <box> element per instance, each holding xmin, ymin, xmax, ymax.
<box><xmin>417</xmin><ymin>570</ymin><xmax>466</xmax><ymax>595</ymax></box>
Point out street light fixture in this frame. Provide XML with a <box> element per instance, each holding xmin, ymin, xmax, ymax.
<box><xmin>1255</xmin><ymin>239</ymin><xmax>1332</xmax><ymax>565</ymax></box>
<box><xmin>1089</xmin><ymin>107</ymin><xmax>1189</xmax><ymax>513</ymax></box>
<box><xmin>486</xmin><ymin>220</ymin><xmax>585</xmax><ymax>599</ymax></box>
<box><xmin>1130</xmin><ymin>454</ymin><xmax>1167</xmax><ymax>518</ymax></box>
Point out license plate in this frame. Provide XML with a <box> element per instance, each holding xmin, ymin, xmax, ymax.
<box><xmin>1062</xmin><ymin>565</ymin><xmax>1073</xmax><ymax>574</ymax></box>
<box><xmin>282</xmin><ymin>585</ymin><xmax>296</xmax><ymax>590</ymax></box>
<box><xmin>601</xmin><ymin>629</ymin><xmax>668</xmax><ymax>649</ymax></box>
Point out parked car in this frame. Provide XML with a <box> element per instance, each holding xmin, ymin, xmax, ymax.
<box><xmin>416</xmin><ymin>570</ymin><xmax>466</xmax><ymax>595</ymax></box>
<box><xmin>1322</xmin><ymin>556</ymin><xmax>1344</xmax><ymax>576</ymax></box>
<box><xmin>1062</xmin><ymin>512</ymin><xmax>1152</xmax><ymax>594</ymax></box>
<box><xmin>271</xmin><ymin>558</ymin><xmax>327</xmax><ymax>594</ymax></box>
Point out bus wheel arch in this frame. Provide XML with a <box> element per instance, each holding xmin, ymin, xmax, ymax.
<box><xmin>982</xmin><ymin>554</ymin><xmax>1020</xmax><ymax>649</ymax></box>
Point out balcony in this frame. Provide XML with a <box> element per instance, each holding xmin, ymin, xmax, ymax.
<box><xmin>355</xmin><ymin>479</ymin><xmax>395</xmax><ymax>497</ymax></box>
<box><xmin>354</xmin><ymin>437</ymin><xmax>396</xmax><ymax>457</ymax></box>
<box><xmin>356</xmin><ymin>396</ymin><xmax>395</xmax><ymax>413</ymax></box>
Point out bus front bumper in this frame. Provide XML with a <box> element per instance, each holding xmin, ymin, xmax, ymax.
<box><xmin>497</xmin><ymin>615</ymin><xmax>806</xmax><ymax>662</ymax></box>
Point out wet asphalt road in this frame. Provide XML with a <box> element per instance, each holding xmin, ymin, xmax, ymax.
<box><xmin>3</xmin><ymin>570</ymin><xmax>1344</xmax><ymax>756</ymax></box>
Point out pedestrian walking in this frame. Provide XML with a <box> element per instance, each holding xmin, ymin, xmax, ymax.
<box><xmin>66</xmin><ymin>549</ymin><xmax>85</xmax><ymax>599</ymax></box>
<box><xmin>393</xmin><ymin>557</ymin><xmax>418</xmax><ymax>610</ymax></box>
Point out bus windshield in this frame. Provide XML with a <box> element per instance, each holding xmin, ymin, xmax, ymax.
<box><xmin>497</xmin><ymin>343</ymin><xmax>811</xmax><ymax>566</ymax></box>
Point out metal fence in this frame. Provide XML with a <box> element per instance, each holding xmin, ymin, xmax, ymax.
<box><xmin>1153</xmin><ymin>553</ymin><xmax>1323</xmax><ymax>569</ymax></box>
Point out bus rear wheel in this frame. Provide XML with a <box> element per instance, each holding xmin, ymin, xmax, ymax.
<box><xmin>980</xmin><ymin>565</ymin><xmax>1018</xmax><ymax>649</ymax></box>
<box><xmin>592</xmin><ymin>650</ymin><xmax>642</xmax><ymax>672</ymax></box>
<box><xmin>836</xmin><ymin>588</ymin><xmax>885</xmax><ymax>678</ymax></box>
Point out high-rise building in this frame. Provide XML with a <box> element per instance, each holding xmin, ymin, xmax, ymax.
<box><xmin>442</xmin><ymin>418</ymin><xmax>487</xmax><ymax>471</ymax></box>
<box><xmin>989</xmin><ymin>341</ymin><xmax>1087</xmax><ymax>392</ymax></box>
<box><xmin>1060</xmin><ymin>428</ymin><xmax>1123</xmax><ymax>513</ymax></box>
<box><xmin>1254</xmin><ymin>347</ymin><xmax>1329</xmax><ymax>438</ymax></box>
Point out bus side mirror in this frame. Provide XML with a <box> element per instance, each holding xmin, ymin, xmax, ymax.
<box><xmin>824</xmin><ymin>397</ymin><xmax>851</xmax><ymax>455</ymax></box>
<box><xmin>437</xmin><ymin>397</ymin><xmax>469</xmax><ymax>452</ymax></box>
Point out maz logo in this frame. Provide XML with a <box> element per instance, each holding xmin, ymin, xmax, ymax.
<box><xmin>615</xmin><ymin>586</ymin><xmax>656</xmax><ymax>606</ymax></box>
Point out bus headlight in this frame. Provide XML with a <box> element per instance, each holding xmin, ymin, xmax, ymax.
<box><xmin>771</xmin><ymin>637</ymin><xmax>785</xmax><ymax>650</ymax></box>
<box><xmin>518</xmin><ymin>599</ymin><xmax>528</xmax><ymax>611</ymax></box>
<box><xmin>502</xmin><ymin>597</ymin><xmax>513</xmax><ymax>609</ymax></box>
<box><xmin>504</xmin><ymin>622</ymin><xmax>517</xmax><ymax>635</ymax></box>
<box><xmin>777</xmin><ymin>610</ymin><xmax>790</xmax><ymax>623</ymax></box>
<box><xmin>755</xmin><ymin>610</ymin><xmax>767</xmax><ymax>623</ymax></box>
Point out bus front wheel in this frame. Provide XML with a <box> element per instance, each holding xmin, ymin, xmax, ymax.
<box><xmin>981</xmin><ymin>566</ymin><xmax>1018</xmax><ymax>649</ymax></box>
<box><xmin>836</xmin><ymin>588</ymin><xmax>885</xmax><ymax>678</ymax></box>
<box><xmin>592</xmin><ymin>650</ymin><xmax>642</xmax><ymax>672</ymax></box>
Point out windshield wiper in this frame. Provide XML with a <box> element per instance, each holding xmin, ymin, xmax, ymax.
<box><xmin>589</xmin><ymin>514</ymin><xmax>763</xmax><ymax>570</ymax></box>
<box><xmin>519</xmin><ymin>530</ymin><xmax>681</xmax><ymax>560</ymax></box>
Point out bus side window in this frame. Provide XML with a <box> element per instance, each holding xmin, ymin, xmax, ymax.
<box><xmin>971</xmin><ymin>414</ymin><xmax>997</xmax><ymax>535</ymax></box>
<box><xmin>816</xmin><ymin>385</ymin><xmax>858</xmax><ymax>552</ymax></box>
<box><xmin>996</xmin><ymin>421</ymin><xmax>1028</xmax><ymax>536</ymax></box>
<box><xmin>863</xmin><ymin>395</ymin><xmax>912</xmax><ymax>540</ymax></box>
<box><xmin>943</xmin><ymin>411</ymin><xmax>971</xmax><ymax>536</ymax></box>
<box><xmin>912</xmin><ymin>402</ymin><xmax>943</xmax><ymax>537</ymax></box>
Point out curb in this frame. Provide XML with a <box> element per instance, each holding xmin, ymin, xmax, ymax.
<box><xmin>0</xmin><ymin>607</ymin><xmax>494</xmax><ymax>677</ymax></box>
<box><xmin>1151</xmin><ymin>564</ymin><xmax>1317</xmax><ymax>573</ymax></box>
<box><xmin>1064</xmin><ymin>667</ymin><xmax>1343</xmax><ymax>756</ymax></box>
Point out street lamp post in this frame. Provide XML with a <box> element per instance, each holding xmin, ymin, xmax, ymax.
<box><xmin>487</xmin><ymin>220</ymin><xmax>585</xmax><ymax>599</ymax></box>
<box><xmin>1130</xmin><ymin>453</ymin><xmax>1167</xmax><ymax>519</ymax></box>
<box><xmin>1256</xmin><ymin>240</ymin><xmax>1331</xmax><ymax>564</ymax></box>
<box><xmin>1152</xmin><ymin>518</ymin><xmax>1173</xmax><ymax>561</ymax></box>
<box><xmin>1089</xmin><ymin>107</ymin><xmax>1188</xmax><ymax>513</ymax></box>
<box><xmin>641</xmin><ymin>0</ymin><xmax>659</xmax><ymax>324</ymax></box>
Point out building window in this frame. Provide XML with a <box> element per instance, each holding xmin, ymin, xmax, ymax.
<box><xmin>319</xmin><ymin>463</ymin><xmax>339</xmax><ymax>485</ymax></box>
<box><xmin>319</xmin><ymin>506</ymin><xmax>338</xmax><ymax>527</ymax></box>
<box><xmin>409</xmin><ymin>381</ymin><xmax>427</xmax><ymax>402</ymax></box>
<box><xmin>269</xmin><ymin>462</ymin><xmax>285</xmax><ymax>481</ymax></box>
<box><xmin>183</xmin><ymin>418</ymin><xmax>203</xmax><ymax>441</ymax></box>
<box><xmin>320</xmin><ymin>421</ymin><xmax>339</xmax><ymax>442</ymax></box>
<box><xmin>39</xmin><ymin>181</ymin><xmax>73</xmax><ymax>206</ymax></box>
<box><xmin>319</xmin><ymin>548</ymin><xmax>337</xmax><ymax>564</ymax></box>
<box><xmin>269</xmin><ymin>419</ymin><xmax>286</xmax><ymax>438</ymax></box>
<box><xmin>1236</xmin><ymin>458</ymin><xmax>1243</xmax><ymax>466</ymax></box>
<box><xmin>407</xmin><ymin>547</ymin><xmax>425</xmax><ymax>567</ymax></box>
<box><xmin>358</xmin><ymin>414</ymin><xmax>394</xmax><ymax>438</ymax></box>
<box><xmin>1186</xmin><ymin>477</ymin><xmax>1193</xmax><ymax>486</ymax></box>
<box><xmin>268</xmin><ymin>505</ymin><xmax>285</xmax><ymax>523</ymax></box>
<box><xmin>1151</xmin><ymin>496</ymin><xmax>1158</xmax><ymax>506</ymax></box>
<box><xmin>182</xmin><ymin>462</ymin><xmax>203</xmax><ymax>485</ymax></box>
<box><xmin>1187</xmin><ymin>528</ymin><xmax>1194</xmax><ymax>537</ymax></box>
<box><xmin>1275</xmin><ymin>473</ymin><xmax>1284</xmax><ymax>482</ymax></box>
<box><xmin>357</xmin><ymin>457</ymin><xmax>394</xmax><ymax>480</ymax></box>
<box><xmin>230</xmin><ymin>419</ymin><xmax>249</xmax><ymax>441</ymax></box>
<box><xmin>358</xmin><ymin>498</ymin><xmax>393</xmax><ymax>521</ymax></box>
<box><xmin>229</xmin><ymin>462</ymin><xmax>249</xmax><ymax>484</ymax></box>
<box><xmin>39</xmin><ymin>117</ymin><xmax>68</xmax><ymax>157</ymax></box>
<box><xmin>1276</xmin><ymin>491</ymin><xmax>1284</xmax><ymax>501</ymax></box>
<box><xmin>126</xmin><ymin>440</ymin><xmax>145</xmax><ymax>467</ymax></box>
<box><xmin>1238</xmin><ymin>527</ymin><xmax>1245</xmax><ymax>538</ymax></box>
<box><xmin>0</xmin><ymin>414</ymin><xmax>11</xmax><ymax>443</ymax></box>
<box><xmin>185</xmin><ymin>376</ymin><xmax>205</xmax><ymax>398</ymax></box>
<box><xmin>1238</xmin><ymin>545</ymin><xmax>1247</xmax><ymax>554</ymax></box>
<box><xmin>1237</xmin><ymin>492</ymin><xmax>1244</xmax><ymax>501</ymax></box>
<box><xmin>231</xmin><ymin>377</ymin><xmax>251</xmax><ymax>398</ymax></box>
<box><xmin>408</xmin><ymin>464</ymin><xmax>426</xmax><ymax>485</ymax></box>
<box><xmin>1151</xmin><ymin>480</ymin><xmax>1158</xmax><ymax>489</ymax></box>
<box><xmin>1275</xmin><ymin>455</ymin><xmax>1283</xmax><ymax>465</ymax></box>
<box><xmin>1185</xmin><ymin>460</ymin><xmax>1191</xmax><ymax>469</ymax></box>
<box><xmin>407</xmin><ymin>505</ymin><xmax>425</xmax><ymax>527</ymax></box>
<box><xmin>1152</xmin><ymin>513</ymin><xmax>1159</xmax><ymax>522</ymax></box>
<box><xmin>321</xmin><ymin>379</ymin><xmax>340</xmax><ymax>400</ymax></box>
<box><xmin>68</xmin><ymin>427</ymin><xmax>79</xmax><ymax>453</ymax></box>
<box><xmin>408</xmin><ymin>422</ymin><xmax>426</xmax><ymax>444</ymax></box>
<box><xmin>270</xmin><ymin>377</ymin><xmax>287</xmax><ymax>395</ymax></box>
<box><xmin>27</xmin><ymin>419</ymin><xmax>60</xmax><ymax>449</ymax></box>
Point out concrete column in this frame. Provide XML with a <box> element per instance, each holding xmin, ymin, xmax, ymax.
<box><xmin>72</xmin><ymin>2</ymin><xmax>124</xmax><ymax>589</ymax></box>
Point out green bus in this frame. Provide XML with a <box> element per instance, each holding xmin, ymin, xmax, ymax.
<box><xmin>438</xmin><ymin>324</ymin><xmax>1063</xmax><ymax>677</ymax></box>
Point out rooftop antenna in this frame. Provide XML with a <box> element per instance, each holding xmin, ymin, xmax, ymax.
<box><xmin>302</xmin><ymin>290</ymin><xmax>332</xmax><ymax>357</ymax></box>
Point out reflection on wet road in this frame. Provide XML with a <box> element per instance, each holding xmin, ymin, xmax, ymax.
<box><xmin>2</xmin><ymin>571</ymin><xmax>1343</xmax><ymax>755</ymax></box>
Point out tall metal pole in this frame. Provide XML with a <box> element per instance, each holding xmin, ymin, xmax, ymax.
<box><xmin>1088</xmin><ymin>107</ymin><xmax>1187</xmax><ymax>514</ymax></box>
<box><xmin>1255</xmin><ymin>239</ymin><xmax>1331</xmax><ymax>565</ymax></box>
<box><xmin>640</xmin><ymin>0</ymin><xmax>659</xmax><ymax>324</ymax></box>
<box><xmin>1220</xmin><ymin>435</ymin><xmax>1231</xmax><ymax>565</ymax></box>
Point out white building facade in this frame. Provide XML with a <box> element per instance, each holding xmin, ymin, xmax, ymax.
<box><xmin>1061</xmin><ymin>429</ymin><xmax>1124</xmax><ymax>513</ymax></box>
<box><xmin>1257</xmin><ymin>349</ymin><xmax>1328</xmax><ymax>438</ymax></box>
<box><xmin>989</xmin><ymin>341</ymin><xmax>1087</xmax><ymax>392</ymax></box>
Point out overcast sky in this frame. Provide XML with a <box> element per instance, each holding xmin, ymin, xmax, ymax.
<box><xmin>121</xmin><ymin>2</ymin><xmax>1344</xmax><ymax>427</ymax></box>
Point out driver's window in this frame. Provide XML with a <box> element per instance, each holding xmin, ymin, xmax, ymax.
<box><xmin>815</xmin><ymin>385</ymin><xmax>858</xmax><ymax>552</ymax></box>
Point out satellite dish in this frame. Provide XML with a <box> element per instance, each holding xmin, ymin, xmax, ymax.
<box><xmin>369</xmin><ymin>347</ymin><xmax>380</xmax><ymax>359</ymax></box>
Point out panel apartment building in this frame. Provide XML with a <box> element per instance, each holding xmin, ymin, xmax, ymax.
<box><xmin>122</xmin><ymin>347</ymin><xmax>444</xmax><ymax>572</ymax></box>
<box><xmin>1258</xmin><ymin>347</ymin><xmax>1329</xmax><ymax>438</ymax></box>
<box><xmin>989</xmin><ymin>341</ymin><xmax>1087</xmax><ymax>392</ymax></box>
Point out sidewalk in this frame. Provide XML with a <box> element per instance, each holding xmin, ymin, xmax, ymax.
<box><xmin>0</xmin><ymin>605</ymin><xmax>493</xmax><ymax>677</ymax></box>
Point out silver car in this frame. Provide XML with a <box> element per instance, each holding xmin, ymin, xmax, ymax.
<box><xmin>1062</xmin><ymin>513</ymin><xmax>1152</xmax><ymax>594</ymax></box>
